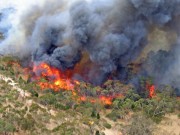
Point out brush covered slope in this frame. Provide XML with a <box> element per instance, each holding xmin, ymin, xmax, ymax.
<box><xmin>0</xmin><ymin>56</ymin><xmax>179</xmax><ymax>135</ymax></box>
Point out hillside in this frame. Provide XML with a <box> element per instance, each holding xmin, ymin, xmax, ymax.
<box><xmin>0</xmin><ymin>56</ymin><xmax>179</xmax><ymax>135</ymax></box>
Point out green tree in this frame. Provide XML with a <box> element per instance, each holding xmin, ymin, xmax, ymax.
<box><xmin>97</xmin><ymin>113</ymin><xmax>100</xmax><ymax>119</ymax></box>
<box><xmin>95</xmin><ymin>130</ymin><xmax>100</xmax><ymax>135</ymax></box>
<box><xmin>91</xmin><ymin>110</ymin><xmax>96</xmax><ymax>117</ymax></box>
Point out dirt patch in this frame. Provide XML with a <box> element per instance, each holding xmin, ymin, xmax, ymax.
<box><xmin>155</xmin><ymin>114</ymin><xmax>180</xmax><ymax>135</ymax></box>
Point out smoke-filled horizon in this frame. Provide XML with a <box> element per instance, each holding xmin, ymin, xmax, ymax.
<box><xmin>0</xmin><ymin>0</ymin><xmax>180</xmax><ymax>94</ymax></box>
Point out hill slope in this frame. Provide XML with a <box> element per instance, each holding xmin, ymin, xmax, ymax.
<box><xmin>0</xmin><ymin>56</ymin><xmax>179</xmax><ymax>135</ymax></box>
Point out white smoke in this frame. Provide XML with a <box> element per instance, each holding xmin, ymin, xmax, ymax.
<box><xmin>0</xmin><ymin>0</ymin><xmax>45</xmax><ymax>57</ymax></box>
<box><xmin>0</xmin><ymin>0</ymin><xmax>92</xmax><ymax>57</ymax></box>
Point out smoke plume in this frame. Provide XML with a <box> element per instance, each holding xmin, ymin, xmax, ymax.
<box><xmin>0</xmin><ymin>0</ymin><xmax>180</xmax><ymax>94</ymax></box>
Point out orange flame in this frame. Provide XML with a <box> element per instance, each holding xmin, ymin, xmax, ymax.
<box><xmin>33</xmin><ymin>62</ymin><xmax>75</xmax><ymax>91</ymax></box>
<box><xmin>100</xmin><ymin>96</ymin><xmax>113</xmax><ymax>105</ymax></box>
<box><xmin>149</xmin><ymin>85</ymin><xmax>155</xmax><ymax>98</ymax></box>
<box><xmin>99</xmin><ymin>94</ymin><xmax>124</xmax><ymax>105</ymax></box>
<box><xmin>79</xmin><ymin>96</ymin><xmax>87</xmax><ymax>102</ymax></box>
<box><xmin>78</xmin><ymin>95</ymin><xmax>114</xmax><ymax>105</ymax></box>
<box><xmin>32</xmin><ymin>62</ymin><xmax>125</xmax><ymax>106</ymax></box>
<box><xmin>146</xmin><ymin>84</ymin><xmax>156</xmax><ymax>98</ymax></box>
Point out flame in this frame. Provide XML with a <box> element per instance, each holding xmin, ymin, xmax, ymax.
<box><xmin>90</xmin><ymin>99</ymin><xmax>96</xmax><ymax>103</ymax></box>
<box><xmin>33</xmin><ymin>62</ymin><xmax>75</xmax><ymax>91</ymax></box>
<box><xmin>149</xmin><ymin>85</ymin><xmax>155</xmax><ymax>98</ymax></box>
<box><xmin>32</xmin><ymin>62</ymin><xmax>125</xmax><ymax>106</ymax></box>
<box><xmin>79</xmin><ymin>96</ymin><xmax>87</xmax><ymax>102</ymax></box>
<box><xmin>146</xmin><ymin>83</ymin><xmax>156</xmax><ymax>98</ymax></box>
<box><xmin>78</xmin><ymin>95</ymin><xmax>114</xmax><ymax>105</ymax></box>
<box><xmin>99</xmin><ymin>94</ymin><xmax>124</xmax><ymax>105</ymax></box>
<box><xmin>99</xmin><ymin>96</ymin><xmax>113</xmax><ymax>105</ymax></box>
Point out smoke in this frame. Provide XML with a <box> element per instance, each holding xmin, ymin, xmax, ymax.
<box><xmin>0</xmin><ymin>0</ymin><xmax>180</xmax><ymax>93</ymax></box>
<box><xmin>142</xmin><ymin>41</ymin><xmax>180</xmax><ymax>95</ymax></box>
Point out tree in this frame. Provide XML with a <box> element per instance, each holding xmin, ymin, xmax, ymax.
<box><xmin>95</xmin><ymin>130</ymin><xmax>100</xmax><ymax>135</ymax></box>
<box><xmin>97</xmin><ymin>113</ymin><xmax>100</xmax><ymax>119</ymax></box>
<box><xmin>91</xmin><ymin>110</ymin><xmax>96</xmax><ymax>117</ymax></box>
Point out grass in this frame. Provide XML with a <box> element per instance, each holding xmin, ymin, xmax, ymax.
<box><xmin>0</xmin><ymin>56</ymin><xmax>179</xmax><ymax>134</ymax></box>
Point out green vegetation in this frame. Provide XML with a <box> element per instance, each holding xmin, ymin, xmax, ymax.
<box><xmin>103</xmin><ymin>123</ymin><xmax>112</xmax><ymax>129</ymax></box>
<box><xmin>0</xmin><ymin>119</ymin><xmax>16</xmax><ymax>134</ymax></box>
<box><xmin>0</xmin><ymin>56</ymin><xmax>179</xmax><ymax>134</ymax></box>
<box><xmin>124</xmin><ymin>115</ymin><xmax>155</xmax><ymax>135</ymax></box>
<box><xmin>106</xmin><ymin>89</ymin><xmax>178</xmax><ymax>123</ymax></box>
<box><xmin>178</xmin><ymin>113</ymin><xmax>180</xmax><ymax>118</ymax></box>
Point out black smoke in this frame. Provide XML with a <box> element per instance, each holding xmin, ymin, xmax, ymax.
<box><xmin>1</xmin><ymin>0</ymin><xmax>180</xmax><ymax>93</ymax></box>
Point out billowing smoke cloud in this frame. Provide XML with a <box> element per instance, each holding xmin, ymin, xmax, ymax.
<box><xmin>0</xmin><ymin>0</ymin><xmax>180</xmax><ymax>93</ymax></box>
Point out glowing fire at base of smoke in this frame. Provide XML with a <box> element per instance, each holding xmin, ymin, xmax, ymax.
<box><xmin>149</xmin><ymin>85</ymin><xmax>155</xmax><ymax>98</ymax></box>
<box><xmin>33</xmin><ymin>62</ymin><xmax>75</xmax><ymax>91</ymax></box>
<box><xmin>77</xmin><ymin>95</ymin><xmax>124</xmax><ymax>105</ymax></box>
<box><xmin>146</xmin><ymin>84</ymin><xmax>156</xmax><ymax>98</ymax></box>
<box><xmin>32</xmin><ymin>62</ymin><xmax>121</xmax><ymax>105</ymax></box>
<box><xmin>99</xmin><ymin>96</ymin><xmax>113</xmax><ymax>105</ymax></box>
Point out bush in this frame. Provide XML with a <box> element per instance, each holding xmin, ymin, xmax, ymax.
<box><xmin>143</xmin><ymin>92</ymin><xmax>177</xmax><ymax>123</ymax></box>
<box><xmin>91</xmin><ymin>110</ymin><xmax>96</xmax><ymax>117</ymax></box>
<box><xmin>97</xmin><ymin>113</ymin><xmax>100</xmax><ymax>119</ymax></box>
<box><xmin>106</xmin><ymin>111</ymin><xmax>119</xmax><ymax>121</ymax></box>
<box><xmin>20</xmin><ymin>118</ymin><xmax>34</xmax><ymax>130</ymax></box>
<box><xmin>55</xmin><ymin>103</ymin><xmax>69</xmax><ymax>110</ymax></box>
<box><xmin>0</xmin><ymin>119</ymin><xmax>16</xmax><ymax>134</ymax></box>
<box><xmin>103</xmin><ymin>123</ymin><xmax>112</xmax><ymax>129</ymax></box>
<box><xmin>178</xmin><ymin>113</ymin><xmax>180</xmax><ymax>119</ymax></box>
<box><xmin>95</xmin><ymin>130</ymin><xmax>100</xmax><ymax>135</ymax></box>
<box><xmin>106</xmin><ymin>109</ymin><xmax>127</xmax><ymax>121</ymax></box>
<box><xmin>30</xmin><ymin>103</ymin><xmax>40</xmax><ymax>112</ymax></box>
<box><xmin>125</xmin><ymin>89</ymin><xmax>141</xmax><ymax>101</ymax></box>
<box><xmin>124</xmin><ymin>114</ymin><xmax>155</xmax><ymax>135</ymax></box>
<box><xmin>39</xmin><ymin>93</ymin><xmax>57</xmax><ymax>105</ymax></box>
<box><xmin>30</xmin><ymin>90</ymin><xmax>39</xmax><ymax>97</ymax></box>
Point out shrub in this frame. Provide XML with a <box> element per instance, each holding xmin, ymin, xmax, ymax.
<box><xmin>106</xmin><ymin>109</ymin><xmax>127</xmax><ymax>121</ymax></box>
<box><xmin>19</xmin><ymin>118</ymin><xmax>34</xmax><ymax>130</ymax></box>
<box><xmin>55</xmin><ymin>103</ymin><xmax>69</xmax><ymax>110</ymax></box>
<box><xmin>103</xmin><ymin>123</ymin><xmax>112</xmax><ymax>129</ymax></box>
<box><xmin>178</xmin><ymin>113</ymin><xmax>180</xmax><ymax>119</ymax></box>
<box><xmin>91</xmin><ymin>110</ymin><xmax>96</xmax><ymax>117</ymax></box>
<box><xmin>39</xmin><ymin>93</ymin><xmax>57</xmax><ymax>105</ymax></box>
<box><xmin>0</xmin><ymin>119</ymin><xmax>16</xmax><ymax>134</ymax></box>
<box><xmin>97</xmin><ymin>113</ymin><xmax>100</xmax><ymax>119</ymax></box>
<box><xmin>95</xmin><ymin>130</ymin><xmax>100</xmax><ymax>135</ymax></box>
<box><xmin>124</xmin><ymin>114</ymin><xmax>155</xmax><ymax>135</ymax></box>
<box><xmin>29</xmin><ymin>89</ymin><xmax>39</xmax><ymax>97</ymax></box>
